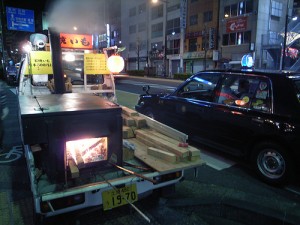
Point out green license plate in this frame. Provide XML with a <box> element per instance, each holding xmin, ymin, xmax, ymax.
<box><xmin>102</xmin><ymin>184</ymin><xmax>138</xmax><ymax>210</ymax></box>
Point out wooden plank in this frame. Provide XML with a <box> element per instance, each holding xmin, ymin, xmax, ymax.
<box><xmin>132</xmin><ymin>116</ymin><xmax>147</xmax><ymax>129</ymax></box>
<box><xmin>123</xmin><ymin>126</ymin><xmax>135</xmax><ymax>139</ymax></box>
<box><xmin>135</xmin><ymin>129</ymin><xmax>189</xmax><ymax>160</ymax></box>
<box><xmin>68</xmin><ymin>159</ymin><xmax>79</xmax><ymax>178</ymax></box>
<box><xmin>143</xmin><ymin>129</ymin><xmax>201</xmax><ymax>157</ymax></box>
<box><xmin>122</xmin><ymin>115</ymin><xmax>136</xmax><ymax>127</ymax></box>
<box><xmin>130</xmin><ymin>138</ymin><xmax>204</xmax><ymax>172</ymax></box>
<box><xmin>136</xmin><ymin>136</ymin><xmax>183</xmax><ymax>161</ymax></box>
<box><xmin>188</xmin><ymin>146</ymin><xmax>201</xmax><ymax>157</ymax></box>
<box><xmin>147</xmin><ymin>147</ymin><xmax>177</xmax><ymax>163</ymax></box>
<box><xmin>138</xmin><ymin>113</ymin><xmax>188</xmax><ymax>142</ymax></box>
<box><xmin>123</xmin><ymin>147</ymin><xmax>135</xmax><ymax>161</ymax></box>
<box><xmin>74</xmin><ymin>148</ymin><xmax>85</xmax><ymax>169</ymax></box>
<box><xmin>122</xmin><ymin>106</ymin><xmax>139</xmax><ymax>117</ymax></box>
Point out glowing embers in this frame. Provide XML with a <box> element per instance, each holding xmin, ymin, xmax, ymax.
<box><xmin>66</xmin><ymin>137</ymin><xmax>108</xmax><ymax>167</ymax></box>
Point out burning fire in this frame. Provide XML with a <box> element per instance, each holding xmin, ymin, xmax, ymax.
<box><xmin>66</xmin><ymin>137</ymin><xmax>108</xmax><ymax>166</ymax></box>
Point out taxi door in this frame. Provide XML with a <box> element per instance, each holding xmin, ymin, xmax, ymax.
<box><xmin>210</xmin><ymin>74</ymin><xmax>272</xmax><ymax>155</ymax></box>
<box><xmin>158</xmin><ymin>72</ymin><xmax>221</xmax><ymax>141</ymax></box>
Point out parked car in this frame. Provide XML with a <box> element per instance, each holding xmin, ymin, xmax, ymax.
<box><xmin>135</xmin><ymin>70</ymin><xmax>300</xmax><ymax>186</ymax></box>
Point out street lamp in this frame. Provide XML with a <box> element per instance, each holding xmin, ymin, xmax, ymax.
<box><xmin>152</xmin><ymin>0</ymin><xmax>168</xmax><ymax>77</ymax></box>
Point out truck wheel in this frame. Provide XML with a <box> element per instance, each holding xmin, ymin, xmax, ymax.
<box><xmin>251</xmin><ymin>142</ymin><xmax>293</xmax><ymax>186</ymax></box>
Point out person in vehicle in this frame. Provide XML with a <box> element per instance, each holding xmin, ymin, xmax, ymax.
<box><xmin>218</xmin><ymin>84</ymin><xmax>236</xmax><ymax>103</ymax></box>
<box><xmin>236</xmin><ymin>79</ymin><xmax>250</xmax><ymax>98</ymax></box>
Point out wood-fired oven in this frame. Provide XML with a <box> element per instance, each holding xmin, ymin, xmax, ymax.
<box><xmin>19</xmin><ymin>93</ymin><xmax>123</xmax><ymax>182</ymax></box>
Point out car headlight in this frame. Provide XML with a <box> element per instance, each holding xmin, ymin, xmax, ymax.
<box><xmin>138</xmin><ymin>101</ymin><xmax>145</xmax><ymax>106</ymax></box>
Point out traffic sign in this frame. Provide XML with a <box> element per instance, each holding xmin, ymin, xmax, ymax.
<box><xmin>6</xmin><ymin>6</ymin><xmax>35</xmax><ymax>32</ymax></box>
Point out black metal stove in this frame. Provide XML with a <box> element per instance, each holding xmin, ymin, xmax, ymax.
<box><xmin>19</xmin><ymin>93</ymin><xmax>123</xmax><ymax>182</ymax></box>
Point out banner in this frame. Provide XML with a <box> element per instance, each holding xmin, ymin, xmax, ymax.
<box><xmin>24</xmin><ymin>51</ymin><xmax>53</xmax><ymax>75</ymax></box>
<box><xmin>84</xmin><ymin>53</ymin><xmax>110</xmax><ymax>74</ymax></box>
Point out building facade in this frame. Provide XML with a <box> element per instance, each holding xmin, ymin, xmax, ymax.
<box><xmin>119</xmin><ymin>0</ymin><xmax>298</xmax><ymax>75</ymax></box>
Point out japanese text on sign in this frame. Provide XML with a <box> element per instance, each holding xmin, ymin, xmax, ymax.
<box><xmin>60</xmin><ymin>33</ymin><xmax>93</xmax><ymax>49</ymax></box>
<box><xmin>27</xmin><ymin>51</ymin><xmax>53</xmax><ymax>75</ymax></box>
<box><xmin>6</xmin><ymin>6</ymin><xmax>35</xmax><ymax>32</ymax></box>
<box><xmin>84</xmin><ymin>54</ymin><xmax>110</xmax><ymax>74</ymax></box>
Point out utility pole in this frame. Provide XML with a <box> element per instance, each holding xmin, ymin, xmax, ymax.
<box><xmin>281</xmin><ymin>0</ymin><xmax>291</xmax><ymax>70</ymax></box>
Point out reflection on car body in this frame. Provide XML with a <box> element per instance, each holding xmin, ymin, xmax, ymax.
<box><xmin>135</xmin><ymin>69</ymin><xmax>300</xmax><ymax>186</ymax></box>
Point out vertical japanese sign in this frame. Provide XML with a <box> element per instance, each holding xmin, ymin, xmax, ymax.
<box><xmin>180</xmin><ymin>0</ymin><xmax>187</xmax><ymax>28</ymax></box>
<box><xmin>84</xmin><ymin>54</ymin><xmax>110</xmax><ymax>74</ymax></box>
<box><xmin>60</xmin><ymin>33</ymin><xmax>93</xmax><ymax>49</ymax></box>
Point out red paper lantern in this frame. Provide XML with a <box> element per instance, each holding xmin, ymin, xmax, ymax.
<box><xmin>107</xmin><ymin>55</ymin><xmax>125</xmax><ymax>73</ymax></box>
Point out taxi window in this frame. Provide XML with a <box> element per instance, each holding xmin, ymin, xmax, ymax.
<box><xmin>215</xmin><ymin>75</ymin><xmax>271</xmax><ymax>112</ymax></box>
<box><xmin>177</xmin><ymin>73</ymin><xmax>220</xmax><ymax>101</ymax></box>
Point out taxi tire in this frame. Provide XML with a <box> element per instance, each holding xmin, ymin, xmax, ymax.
<box><xmin>251</xmin><ymin>142</ymin><xmax>293</xmax><ymax>186</ymax></box>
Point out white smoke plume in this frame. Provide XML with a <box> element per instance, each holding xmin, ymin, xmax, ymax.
<box><xmin>46</xmin><ymin>0</ymin><xmax>107</xmax><ymax>34</ymax></box>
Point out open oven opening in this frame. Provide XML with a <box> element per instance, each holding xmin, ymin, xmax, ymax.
<box><xmin>66</xmin><ymin>137</ymin><xmax>108</xmax><ymax>167</ymax></box>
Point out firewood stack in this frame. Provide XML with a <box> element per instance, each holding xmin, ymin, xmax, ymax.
<box><xmin>121</xmin><ymin>107</ymin><xmax>201</xmax><ymax>164</ymax></box>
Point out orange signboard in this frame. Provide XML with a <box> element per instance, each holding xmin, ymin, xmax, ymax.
<box><xmin>60</xmin><ymin>33</ymin><xmax>93</xmax><ymax>49</ymax></box>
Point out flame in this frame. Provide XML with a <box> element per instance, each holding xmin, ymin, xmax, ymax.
<box><xmin>66</xmin><ymin>137</ymin><xmax>108</xmax><ymax>165</ymax></box>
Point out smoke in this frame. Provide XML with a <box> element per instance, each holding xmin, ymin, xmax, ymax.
<box><xmin>46</xmin><ymin>0</ymin><xmax>107</xmax><ymax>34</ymax></box>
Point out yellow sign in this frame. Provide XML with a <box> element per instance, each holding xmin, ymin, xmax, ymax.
<box><xmin>25</xmin><ymin>51</ymin><xmax>53</xmax><ymax>75</ymax></box>
<box><xmin>84</xmin><ymin>53</ymin><xmax>110</xmax><ymax>74</ymax></box>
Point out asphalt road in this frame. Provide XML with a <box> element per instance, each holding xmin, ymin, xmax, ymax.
<box><xmin>1</xmin><ymin>83</ymin><xmax>300</xmax><ymax>225</ymax></box>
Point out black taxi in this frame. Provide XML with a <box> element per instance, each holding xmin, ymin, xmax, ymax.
<box><xmin>135</xmin><ymin>70</ymin><xmax>300</xmax><ymax>185</ymax></box>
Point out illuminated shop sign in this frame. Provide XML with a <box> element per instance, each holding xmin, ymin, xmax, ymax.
<box><xmin>60</xmin><ymin>33</ymin><xmax>93</xmax><ymax>49</ymax></box>
<box><xmin>226</xmin><ymin>17</ymin><xmax>247</xmax><ymax>33</ymax></box>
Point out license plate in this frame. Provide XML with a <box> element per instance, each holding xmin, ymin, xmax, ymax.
<box><xmin>102</xmin><ymin>184</ymin><xmax>138</xmax><ymax>210</ymax></box>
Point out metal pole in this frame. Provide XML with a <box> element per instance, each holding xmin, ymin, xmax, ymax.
<box><xmin>164</xmin><ymin>1</ymin><xmax>167</xmax><ymax>77</ymax></box>
<box><xmin>281</xmin><ymin>0</ymin><xmax>289</xmax><ymax>70</ymax></box>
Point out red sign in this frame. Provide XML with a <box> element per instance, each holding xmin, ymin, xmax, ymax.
<box><xmin>60</xmin><ymin>33</ymin><xmax>93</xmax><ymax>49</ymax></box>
<box><xmin>226</xmin><ymin>17</ymin><xmax>247</xmax><ymax>33</ymax></box>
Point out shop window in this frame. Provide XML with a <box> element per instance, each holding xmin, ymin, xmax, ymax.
<box><xmin>138</xmin><ymin>3</ymin><xmax>146</xmax><ymax>14</ymax></box>
<box><xmin>151</xmin><ymin>22</ymin><xmax>163</xmax><ymax>38</ymax></box>
<box><xmin>138</xmin><ymin>22</ymin><xmax>146</xmax><ymax>32</ymax></box>
<box><xmin>271</xmin><ymin>1</ymin><xmax>283</xmax><ymax>17</ymax></box>
<box><xmin>229</xmin><ymin>33</ymin><xmax>236</xmax><ymax>45</ymax></box>
<box><xmin>203</xmin><ymin>11</ymin><xmax>213</xmax><ymax>23</ymax></box>
<box><xmin>151</xmin><ymin>4</ymin><xmax>164</xmax><ymax>20</ymax></box>
<box><xmin>190</xmin><ymin>14</ymin><xmax>198</xmax><ymax>26</ymax></box>
<box><xmin>129</xmin><ymin>25</ymin><xmax>136</xmax><ymax>34</ymax></box>
<box><xmin>223</xmin><ymin>31</ymin><xmax>251</xmax><ymax>46</ymax></box>
<box><xmin>224</xmin><ymin>1</ymin><xmax>253</xmax><ymax>18</ymax></box>
<box><xmin>129</xmin><ymin>7</ymin><xmax>136</xmax><ymax>17</ymax></box>
<box><xmin>189</xmin><ymin>38</ymin><xmax>197</xmax><ymax>52</ymax></box>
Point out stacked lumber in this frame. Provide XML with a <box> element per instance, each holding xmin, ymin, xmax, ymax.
<box><xmin>121</xmin><ymin>107</ymin><xmax>201</xmax><ymax>164</ymax></box>
<box><xmin>135</xmin><ymin>129</ymin><xmax>200</xmax><ymax>163</ymax></box>
<box><xmin>122</xmin><ymin>107</ymin><xmax>147</xmax><ymax>139</ymax></box>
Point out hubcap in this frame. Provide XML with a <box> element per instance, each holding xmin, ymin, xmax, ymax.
<box><xmin>257</xmin><ymin>150</ymin><xmax>285</xmax><ymax>179</ymax></box>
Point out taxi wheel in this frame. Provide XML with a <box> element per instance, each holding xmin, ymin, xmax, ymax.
<box><xmin>251</xmin><ymin>142</ymin><xmax>293</xmax><ymax>186</ymax></box>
